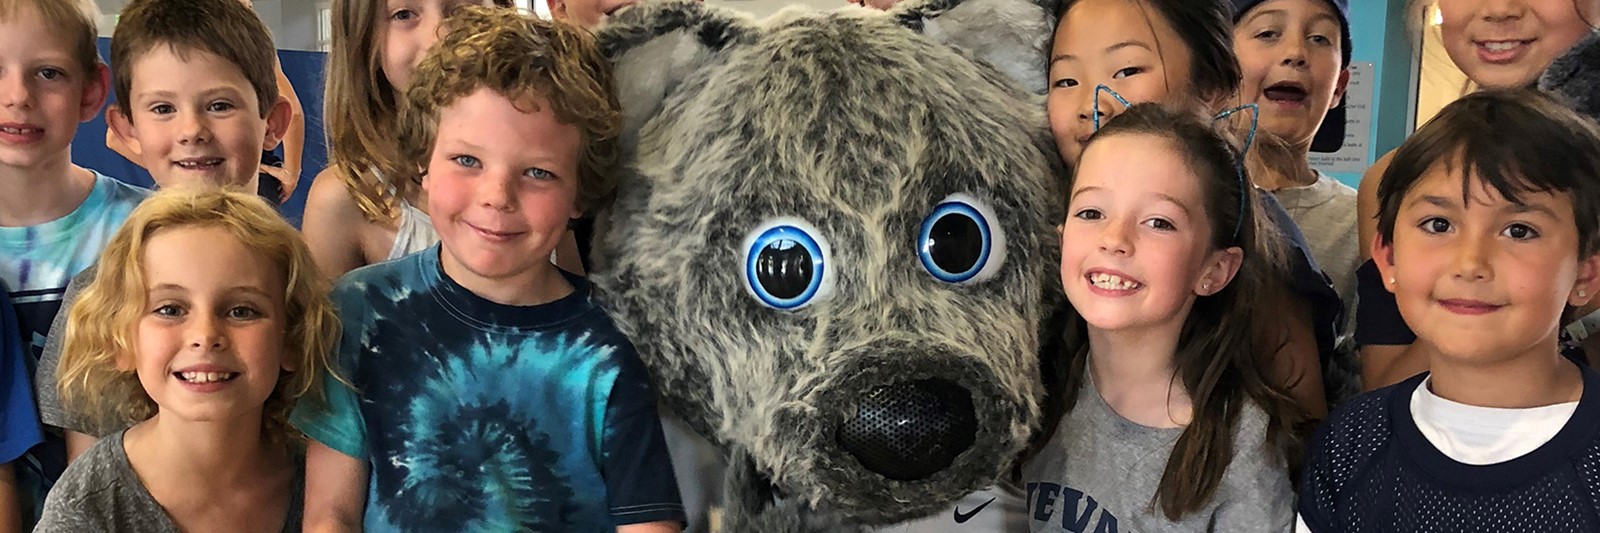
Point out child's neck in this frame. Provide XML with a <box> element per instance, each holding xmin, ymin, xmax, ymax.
<box><xmin>1252</xmin><ymin>149</ymin><xmax>1319</xmax><ymax>191</ymax></box>
<box><xmin>442</xmin><ymin>251</ymin><xmax>573</xmax><ymax>306</ymax></box>
<box><xmin>1424</xmin><ymin>337</ymin><xmax>1584</xmax><ymax>409</ymax></box>
<box><xmin>125</xmin><ymin>409</ymin><xmax>279</xmax><ymax>488</ymax></box>
<box><xmin>1086</xmin><ymin>321</ymin><xmax>1192</xmax><ymax>428</ymax></box>
<box><xmin>0</xmin><ymin>160</ymin><xmax>95</xmax><ymax>227</ymax></box>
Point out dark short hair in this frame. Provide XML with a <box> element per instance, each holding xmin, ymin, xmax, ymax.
<box><xmin>1377</xmin><ymin>88</ymin><xmax>1600</xmax><ymax>257</ymax></box>
<box><xmin>111</xmin><ymin>0</ymin><xmax>278</xmax><ymax>118</ymax></box>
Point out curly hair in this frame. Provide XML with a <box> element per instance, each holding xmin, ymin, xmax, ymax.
<box><xmin>390</xmin><ymin>5</ymin><xmax>622</xmax><ymax>215</ymax></box>
<box><xmin>323</xmin><ymin>0</ymin><xmax>515</xmax><ymax>224</ymax></box>
<box><xmin>57</xmin><ymin>188</ymin><xmax>342</xmax><ymax>442</ymax></box>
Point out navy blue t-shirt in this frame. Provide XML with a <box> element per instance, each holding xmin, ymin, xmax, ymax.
<box><xmin>1300</xmin><ymin>365</ymin><xmax>1600</xmax><ymax>532</ymax></box>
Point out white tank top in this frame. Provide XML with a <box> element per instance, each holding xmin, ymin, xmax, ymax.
<box><xmin>385</xmin><ymin>201</ymin><xmax>440</xmax><ymax>261</ymax></box>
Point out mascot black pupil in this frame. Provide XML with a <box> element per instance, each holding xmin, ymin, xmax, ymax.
<box><xmin>756</xmin><ymin>239</ymin><xmax>815</xmax><ymax>300</ymax></box>
<box><xmin>928</xmin><ymin>213</ymin><xmax>983</xmax><ymax>274</ymax></box>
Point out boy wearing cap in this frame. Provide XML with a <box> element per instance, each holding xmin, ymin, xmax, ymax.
<box><xmin>1232</xmin><ymin>0</ymin><xmax>1359</xmax><ymax>394</ymax></box>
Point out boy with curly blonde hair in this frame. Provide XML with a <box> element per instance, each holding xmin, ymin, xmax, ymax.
<box><xmin>292</xmin><ymin>6</ymin><xmax>684</xmax><ymax>532</ymax></box>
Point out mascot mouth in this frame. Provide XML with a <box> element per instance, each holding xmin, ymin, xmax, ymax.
<box><xmin>773</xmin><ymin>348</ymin><xmax>1023</xmax><ymax>524</ymax></box>
<box><xmin>837</xmin><ymin>378</ymin><xmax>978</xmax><ymax>481</ymax></box>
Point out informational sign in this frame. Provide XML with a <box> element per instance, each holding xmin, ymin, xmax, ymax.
<box><xmin>1310</xmin><ymin>61</ymin><xmax>1375</xmax><ymax>174</ymax></box>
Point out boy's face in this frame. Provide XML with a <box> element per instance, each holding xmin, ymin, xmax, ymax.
<box><xmin>1438</xmin><ymin>0</ymin><xmax>1595</xmax><ymax>90</ymax></box>
<box><xmin>1233</xmin><ymin>0</ymin><xmax>1349</xmax><ymax>150</ymax></box>
<box><xmin>424</xmin><ymin>87</ymin><xmax>582</xmax><ymax>298</ymax></box>
<box><xmin>0</xmin><ymin>5</ymin><xmax>108</xmax><ymax>171</ymax></box>
<box><xmin>1047</xmin><ymin>0</ymin><xmax>1197</xmax><ymax>166</ymax></box>
<box><xmin>108</xmin><ymin>45</ymin><xmax>288</xmax><ymax>190</ymax></box>
<box><xmin>1374</xmin><ymin>165</ymin><xmax>1600</xmax><ymax>366</ymax></box>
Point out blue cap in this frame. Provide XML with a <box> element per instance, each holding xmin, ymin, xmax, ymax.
<box><xmin>1232</xmin><ymin>0</ymin><xmax>1351</xmax><ymax>153</ymax></box>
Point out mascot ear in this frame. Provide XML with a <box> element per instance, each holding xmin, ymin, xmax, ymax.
<box><xmin>598</xmin><ymin>0</ymin><xmax>759</xmax><ymax>140</ymax></box>
<box><xmin>890</xmin><ymin>0</ymin><xmax>1059</xmax><ymax>94</ymax></box>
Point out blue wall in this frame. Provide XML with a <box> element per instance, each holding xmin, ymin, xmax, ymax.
<box><xmin>1330</xmin><ymin>0</ymin><xmax>1417</xmax><ymax>187</ymax></box>
<box><xmin>70</xmin><ymin>38</ymin><xmax>327</xmax><ymax>227</ymax></box>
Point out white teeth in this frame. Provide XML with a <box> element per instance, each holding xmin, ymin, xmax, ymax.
<box><xmin>178</xmin><ymin>371</ymin><xmax>236</xmax><ymax>384</ymax></box>
<box><xmin>0</xmin><ymin>127</ymin><xmax>40</xmax><ymax>134</ymax></box>
<box><xmin>1483</xmin><ymin>41</ymin><xmax>1520</xmax><ymax>52</ymax></box>
<box><xmin>1089</xmin><ymin>272</ymin><xmax>1140</xmax><ymax>290</ymax></box>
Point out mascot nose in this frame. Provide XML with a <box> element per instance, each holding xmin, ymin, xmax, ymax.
<box><xmin>837</xmin><ymin>378</ymin><xmax>977</xmax><ymax>481</ymax></box>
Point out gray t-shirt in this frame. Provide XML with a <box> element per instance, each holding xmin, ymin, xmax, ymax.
<box><xmin>35</xmin><ymin>430</ymin><xmax>303</xmax><ymax>532</ymax></box>
<box><xmin>35</xmin><ymin>265</ymin><xmax>121</xmax><ymax>436</ymax></box>
<box><xmin>1020</xmin><ymin>375</ymin><xmax>1293</xmax><ymax>532</ymax></box>
<box><xmin>1272</xmin><ymin>173</ymin><xmax>1358</xmax><ymax>316</ymax></box>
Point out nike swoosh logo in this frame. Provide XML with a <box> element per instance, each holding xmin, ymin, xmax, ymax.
<box><xmin>953</xmin><ymin>497</ymin><xmax>996</xmax><ymax>524</ymax></box>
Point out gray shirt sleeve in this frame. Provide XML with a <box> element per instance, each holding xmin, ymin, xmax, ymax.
<box><xmin>35</xmin><ymin>265</ymin><xmax>127</xmax><ymax>437</ymax></box>
<box><xmin>35</xmin><ymin>432</ymin><xmax>177</xmax><ymax>533</ymax></box>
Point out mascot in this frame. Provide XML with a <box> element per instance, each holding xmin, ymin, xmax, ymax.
<box><xmin>588</xmin><ymin>0</ymin><xmax>1064</xmax><ymax>530</ymax></box>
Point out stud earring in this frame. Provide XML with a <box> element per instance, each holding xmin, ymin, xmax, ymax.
<box><xmin>1581</xmin><ymin>290</ymin><xmax>1589</xmax><ymax>299</ymax></box>
<box><xmin>1388</xmin><ymin>277</ymin><xmax>1396</xmax><ymax>285</ymax></box>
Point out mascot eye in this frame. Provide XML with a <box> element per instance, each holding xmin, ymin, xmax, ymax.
<box><xmin>918</xmin><ymin>194</ymin><xmax>1007</xmax><ymax>284</ymax></box>
<box><xmin>742</xmin><ymin>218</ymin><xmax>835</xmax><ymax>310</ymax></box>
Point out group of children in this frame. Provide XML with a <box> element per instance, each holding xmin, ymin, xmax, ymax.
<box><xmin>0</xmin><ymin>0</ymin><xmax>1595</xmax><ymax>530</ymax></box>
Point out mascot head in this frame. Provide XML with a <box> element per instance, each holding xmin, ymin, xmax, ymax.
<box><xmin>591</xmin><ymin>0</ymin><xmax>1063</xmax><ymax>525</ymax></box>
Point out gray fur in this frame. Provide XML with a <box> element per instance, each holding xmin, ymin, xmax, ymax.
<box><xmin>591</xmin><ymin>0</ymin><xmax>1062</xmax><ymax>527</ymax></box>
<box><xmin>1540</xmin><ymin>32</ymin><xmax>1600</xmax><ymax>121</ymax></box>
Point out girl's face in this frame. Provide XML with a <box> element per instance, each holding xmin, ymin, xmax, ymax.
<box><xmin>378</xmin><ymin>0</ymin><xmax>492</xmax><ymax>92</ymax></box>
<box><xmin>1060</xmin><ymin>133</ymin><xmax>1242</xmax><ymax>335</ymax></box>
<box><xmin>133</xmin><ymin>226</ymin><xmax>289</xmax><ymax>425</ymax></box>
<box><xmin>1048</xmin><ymin>0</ymin><xmax>1198</xmax><ymax>166</ymax></box>
<box><xmin>1438</xmin><ymin>0</ymin><xmax>1596</xmax><ymax>89</ymax></box>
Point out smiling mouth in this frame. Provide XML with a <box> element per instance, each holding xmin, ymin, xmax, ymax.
<box><xmin>175</xmin><ymin>158</ymin><xmax>223</xmax><ymax>170</ymax></box>
<box><xmin>175</xmin><ymin>371</ymin><xmax>240</xmax><ymax>383</ymax></box>
<box><xmin>0</xmin><ymin>126</ymin><xmax>42</xmax><ymax>135</ymax></box>
<box><xmin>1088</xmin><ymin>272</ymin><xmax>1141</xmax><ymax>291</ymax></box>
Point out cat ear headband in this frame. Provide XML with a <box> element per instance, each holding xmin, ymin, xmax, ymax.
<box><xmin>1091</xmin><ymin>84</ymin><xmax>1258</xmax><ymax>241</ymax></box>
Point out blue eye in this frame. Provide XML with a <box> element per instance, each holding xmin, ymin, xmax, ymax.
<box><xmin>918</xmin><ymin>194</ymin><xmax>1007</xmax><ymax>284</ymax></box>
<box><xmin>742</xmin><ymin>218</ymin><xmax>834</xmax><ymax>310</ymax></box>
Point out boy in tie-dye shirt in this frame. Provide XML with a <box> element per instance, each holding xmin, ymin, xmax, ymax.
<box><xmin>0</xmin><ymin>0</ymin><xmax>148</xmax><ymax>522</ymax></box>
<box><xmin>293</xmin><ymin>7</ymin><xmax>685</xmax><ymax>532</ymax></box>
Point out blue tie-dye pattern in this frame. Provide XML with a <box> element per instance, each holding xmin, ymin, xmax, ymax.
<box><xmin>297</xmin><ymin>248</ymin><xmax>626</xmax><ymax>532</ymax></box>
<box><xmin>0</xmin><ymin>171</ymin><xmax>146</xmax><ymax>526</ymax></box>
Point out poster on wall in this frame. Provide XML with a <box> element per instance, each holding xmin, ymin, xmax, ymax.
<box><xmin>1310</xmin><ymin>61</ymin><xmax>1375</xmax><ymax>175</ymax></box>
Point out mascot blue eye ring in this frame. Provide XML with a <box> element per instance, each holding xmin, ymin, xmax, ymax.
<box><xmin>918</xmin><ymin>193</ymin><xmax>1007</xmax><ymax>284</ymax></box>
<box><xmin>742</xmin><ymin>218</ymin><xmax>835</xmax><ymax>310</ymax></box>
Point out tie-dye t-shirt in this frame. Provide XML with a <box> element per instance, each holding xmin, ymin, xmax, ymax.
<box><xmin>291</xmin><ymin>246</ymin><xmax>685</xmax><ymax>532</ymax></box>
<box><xmin>0</xmin><ymin>171</ymin><xmax>147</xmax><ymax>360</ymax></box>
<box><xmin>0</xmin><ymin>170</ymin><xmax>146</xmax><ymax>524</ymax></box>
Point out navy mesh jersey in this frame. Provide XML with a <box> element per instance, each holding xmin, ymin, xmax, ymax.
<box><xmin>1300</xmin><ymin>366</ymin><xmax>1600</xmax><ymax>532</ymax></box>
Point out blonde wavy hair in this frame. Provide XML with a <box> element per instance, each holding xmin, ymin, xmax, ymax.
<box><xmin>57</xmin><ymin>188</ymin><xmax>342</xmax><ymax>441</ymax></box>
<box><xmin>323</xmin><ymin>0</ymin><xmax>514</xmax><ymax>223</ymax></box>
<box><xmin>389</xmin><ymin>5</ymin><xmax>622</xmax><ymax>215</ymax></box>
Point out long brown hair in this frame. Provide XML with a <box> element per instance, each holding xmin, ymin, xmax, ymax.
<box><xmin>321</xmin><ymin>0</ymin><xmax>514</xmax><ymax>223</ymax></box>
<box><xmin>1033</xmin><ymin>104</ymin><xmax>1305</xmax><ymax>520</ymax></box>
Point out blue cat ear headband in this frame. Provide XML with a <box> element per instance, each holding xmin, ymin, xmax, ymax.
<box><xmin>1090</xmin><ymin>84</ymin><xmax>1258</xmax><ymax>241</ymax></box>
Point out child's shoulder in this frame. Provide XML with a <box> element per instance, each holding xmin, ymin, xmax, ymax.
<box><xmin>51</xmin><ymin>431</ymin><xmax>133</xmax><ymax>502</ymax></box>
<box><xmin>1315</xmin><ymin>375</ymin><xmax>1418</xmax><ymax>445</ymax></box>
<box><xmin>91</xmin><ymin>171</ymin><xmax>152</xmax><ymax>207</ymax></box>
